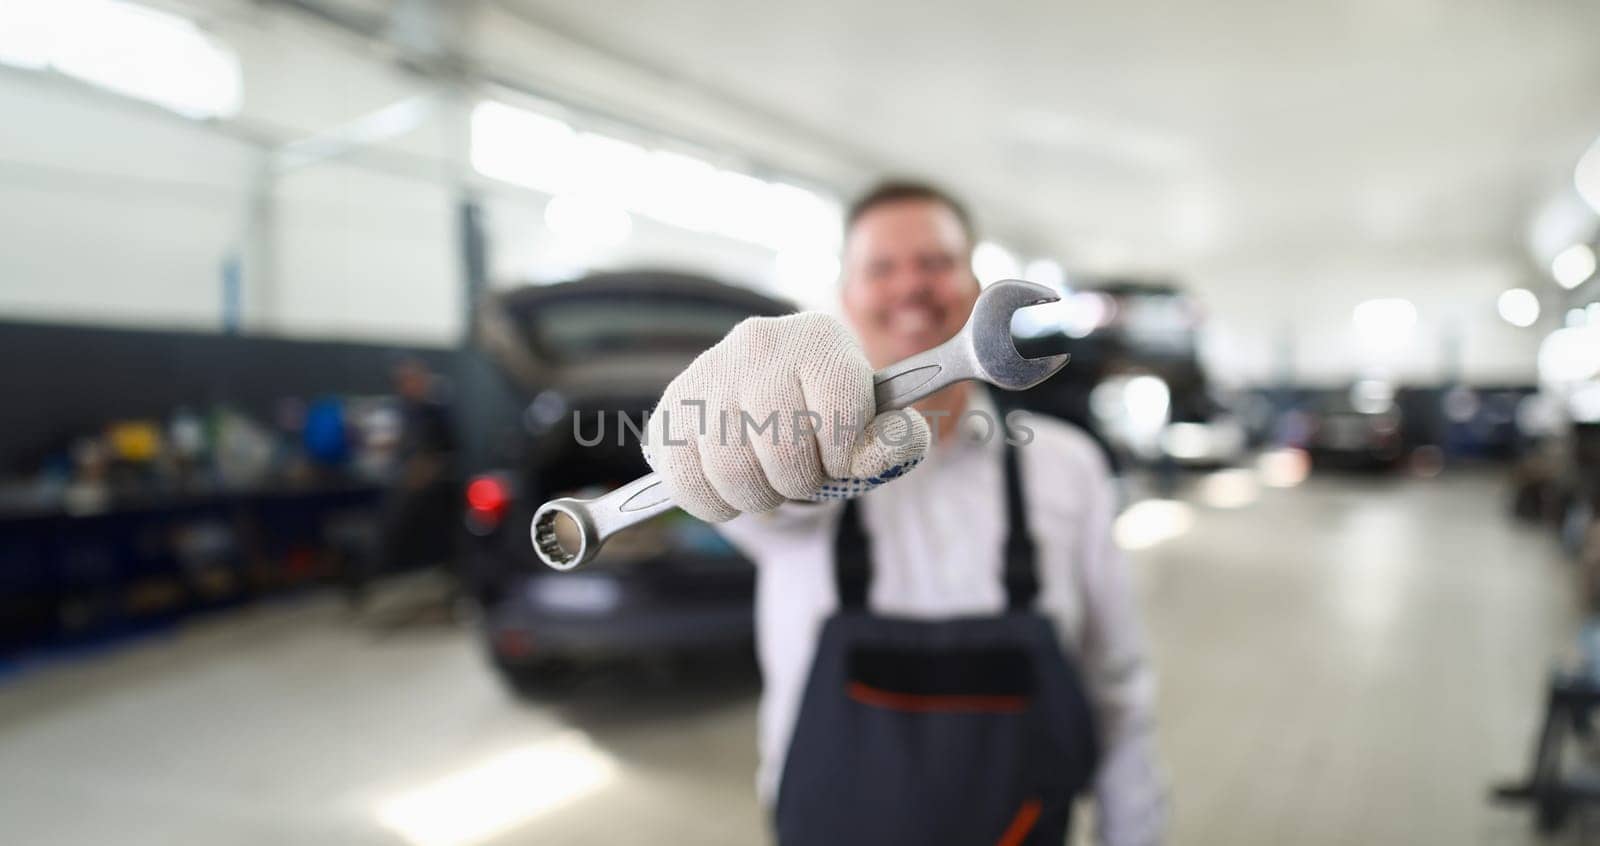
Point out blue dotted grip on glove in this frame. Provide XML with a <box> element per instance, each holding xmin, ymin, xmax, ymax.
<box><xmin>807</xmin><ymin>457</ymin><xmax>924</xmax><ymax>501</ymax></box>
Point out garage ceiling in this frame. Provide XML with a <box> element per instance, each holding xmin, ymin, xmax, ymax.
<box><xmin>491</xmin><ymin>0</ymin><xmax>1600</xmax><ymax>277</ymax></box>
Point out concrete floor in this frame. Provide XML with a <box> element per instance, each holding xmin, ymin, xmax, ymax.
<box><xmin>0</xmin><ymin>470</ymin><xmax>1583</xmax><ymax>845</ymax></box>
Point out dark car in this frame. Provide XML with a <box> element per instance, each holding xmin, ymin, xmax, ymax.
<box><xmin>459</xmin><ymin>271</ymin><xmax>793</xmax><ymax>692</ymax></box>
<box><xmin>1009</xmin><ymin>280</ymin><xmax>1242</xmax><ymax>473</ymax></box>
<box><xmin>1299</xmin><ymin>383</ymin><xmax>1405</xmax><ymax>470</ymax></box>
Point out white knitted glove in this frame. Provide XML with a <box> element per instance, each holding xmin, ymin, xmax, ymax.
<box><xmin>642</xmin><ymin>313</ymin><xmax>931</xmax><ymax>522</ymax></box>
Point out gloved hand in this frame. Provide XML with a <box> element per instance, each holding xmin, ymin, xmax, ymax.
<box><xmin>643</xmin><ymin>313</ymin><xmax>931</xmax><ymax>522</ymax></box>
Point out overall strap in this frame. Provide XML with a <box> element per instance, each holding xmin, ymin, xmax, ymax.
<box><xmin>833</xmin><ymin>440</ymin><xmax>1039</xmax><ymax>612</ymax></box>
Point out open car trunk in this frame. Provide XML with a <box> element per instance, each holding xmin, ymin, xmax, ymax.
<box><xmin>475</xmin><ymin>271</ymin><xmax>794</xmax><ymax>573</ymax></box>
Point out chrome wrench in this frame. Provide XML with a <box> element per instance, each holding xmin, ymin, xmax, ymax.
<box><xmin>531</xmin><ymin>279</ymin><xmax>1069</xmax><ymax>571</ymax></box>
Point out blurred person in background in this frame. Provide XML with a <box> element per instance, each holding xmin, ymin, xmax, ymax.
<box><xmin>391</xmin><ymin>357</ymin><xmax>457</xmax><ymax>492</ymax></box>
<box><xmin>643</xmin><ymin>182</ymin><xmax>1165</xmax><ymax>845</ymax></box>
<box><xmin>350</xmin><ymin>357</ymin><xmax>460</xmax><ymax>606</ymax></box>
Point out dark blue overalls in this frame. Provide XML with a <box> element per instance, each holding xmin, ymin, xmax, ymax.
<box><xmin>775</xmin><ymin>442</ymin><xmax>1101</xmax><ymax>846</ymax></box>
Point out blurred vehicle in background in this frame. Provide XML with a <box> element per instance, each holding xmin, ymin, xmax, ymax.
<box><xmin>1012</xmin><ymin>280</ymin><xmax>1244</xmax><ymax>473</ymax></box>
<box><xmin>1297</xmin><ymin>381</ymin><xmax>1407</xmax><ymax>471</ymax></box>
<box><xmin>1281</xmin><ymin>383</ymin><xmax>1540</xmax><ymax>475</ymax></box>
<box><xmin>1434</xmin><ymin>385</ymin><xmax>1537</xmax><ymax>460</ymax></box>
<box><xmin>461</xmin><ymin>271</ymin><xmax>792</xmax><ymax>693</ymax></box>
<box><xmin>1513</xmin><ymin>414</ymin><xmax>1600</xmax><ymax>555</ymax></box>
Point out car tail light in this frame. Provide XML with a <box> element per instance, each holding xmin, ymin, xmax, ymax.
<box><xmin>466</xmin><ymin>475</ymin><xmax>510</xmax><ymax>529</ymax></box>
<box><xmin>495</xmin><ymin>628</ymin><xmax>533</xmax><ymax>659</ymax></box>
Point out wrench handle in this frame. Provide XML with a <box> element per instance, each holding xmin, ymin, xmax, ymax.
<box><xmin>870</xmin><ymin>343</ymin><xmax>963</xmax><ymax>412</ymax></box>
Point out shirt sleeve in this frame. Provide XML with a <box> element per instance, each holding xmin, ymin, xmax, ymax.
<box><xmin>1067</xmin><ymin>445</ymin><xmax>1169</xmax><ymax>845</ymax></box>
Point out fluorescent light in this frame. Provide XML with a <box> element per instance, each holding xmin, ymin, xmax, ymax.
<box><xmin>634</xmin><ymin>150</ymin><xmax>719</xmax><ymax>233</ymax></box>
<box><xmin>543</xmin><ymin>194</ymin><xmax>632</xmax><ymax>249</ymax></box>
<box><xmin>707</xmin><ymin>169</ymin><xmax>776</xmax><ymax>245</ymax></box>
<box><xmin>0</xmin><ymin>0</ymin><xmax>52</xmax><ymax>69</ymax></box>
<box><xmin>762</xmin><ymin>182</ymin><xmax>843</xmax><ymax>253</ymax></box>
<box><xmin>472</xmin><ymin>103</ymin><xmax>843</xmax><ymax>250</ymax></box>
<box><xmin>972</xmin><ymin>241</ymin><xmax>1021</xmax><ymax>286</ymax></box>
<box><xmin>1113</xmin><ymin>499</ymin><xmax>1194</xmax><ymax>551</ymax></box>
<box><xmin>375</xmin><ymin>732</ymin><xmax>617</xmax><ymax>846</ymax></box>
<box><xmin>470</xmin><ymin>102</ymin><xmax>578</xmax><ymax>195</ymax></box>
<box><xmin>1552</xmin><ymin>244</ymin><xmax>1597</xmax><ymax>290</ymax></box>
<box><xmin>1496</xmin><ymin>288</ymin><xmax>1540</xmax><ymax>328</ymax></box>
<box><xmin>0</xmin><ymin>0</ymin><xmax>241</xmax><ymax>118</ymax></box>
<box><xmin>570</xmin><ymin>131</ymin><xmax>648</xmax><ymax>207</ymax></box>
<box><xmin>471</xmin><ymin>100</ymin><xmax>844</xmax><ymax>259</ymax></box>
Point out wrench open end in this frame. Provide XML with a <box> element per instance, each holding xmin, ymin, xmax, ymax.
<box><xmin>532</xmin><ymin>499</ymin><xmax>593</xmax><ymax>571</ymax></box>
<box><xmin>969</xmin><ymin>279</ymin><xmax>1071</xmax><ymax>391</ymax></box>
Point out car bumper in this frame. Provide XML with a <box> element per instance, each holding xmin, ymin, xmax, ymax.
<box><xmin>483</xmin><ymin>572</ymin><xmax>754</xmax><ymax>661</ymax></box>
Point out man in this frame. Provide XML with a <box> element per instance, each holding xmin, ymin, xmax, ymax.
<box><xmin>356</xmin><ymin>358</ymin><xmax>459</xmax><ymax>606</ymax></box>
<box><xmin>644</xmin><ymin>182</ymin><xmax>1165</xmax><ymax>845</ymax></box>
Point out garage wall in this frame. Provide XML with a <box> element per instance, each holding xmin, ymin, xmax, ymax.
<box><xmin>232</xmin><ymin>8</ymin><xmax>465</xmax><ymax>345</ymax></box>
<box><xmin>1193</xmin><ymin>252</ymin><xmax>1545</xmax><ymax>386</ymax></box>
<box><xmin>0</xmin><ymin>2</ymin><xmax>819</xmax><ymax>347</ymax></box>
<box><xmin>0</xmin><ymin>7</ymin><xmax>466</xmax><ymax>345</ymax></box>
<box><xmin>0</xmin><ymin>77</ymin><xmax>255</xmax><ymax>333</ymax></box>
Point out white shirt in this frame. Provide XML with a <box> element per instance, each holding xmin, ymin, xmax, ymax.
<box><xmin>717</xmin><ymin>392</ymin><xmax>1167</xmax><ymax>846</ymax></box>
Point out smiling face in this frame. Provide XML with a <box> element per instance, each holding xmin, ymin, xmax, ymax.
<box><xmin>840</xmin><ymin>198</ymin><xmax>981</xmax><ymax>369</ymax></box>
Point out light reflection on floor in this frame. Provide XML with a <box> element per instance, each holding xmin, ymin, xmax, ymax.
<box><xmin>375</xmin><ymin>731</ymin><xmax>617</xmax><ymax>846</ymax></box>
<box><xmin>1197</xmin><ymin>468</ymin><xmax>1261</xmax><ymax>510</ymax></box>
<box><xmin>1115</xmin><ymin>499</ymin><xmax>1197</xmax><ymax>550</ymax></box>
